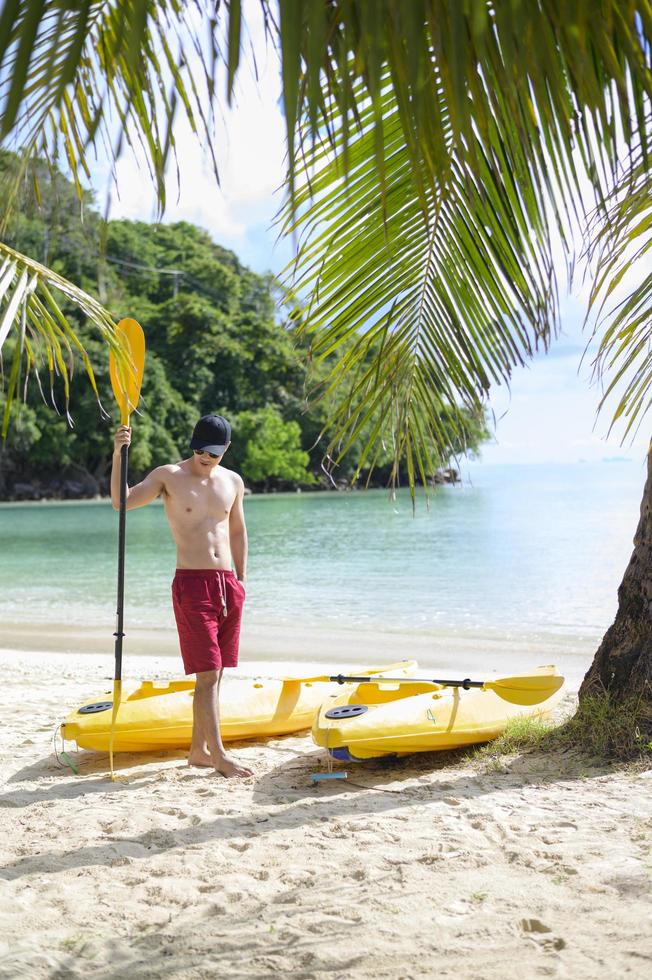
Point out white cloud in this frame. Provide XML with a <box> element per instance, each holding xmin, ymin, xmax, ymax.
<box><xmin>92</xmin><ymin>0</ymin><xmax>289</xmax><ymax>273</ymax></box>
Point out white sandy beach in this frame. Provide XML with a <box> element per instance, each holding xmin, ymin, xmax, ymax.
<box><xmin>0</xmin><ymin>644</ymin><xmax>650</xmax><ymax>979</ymax></box>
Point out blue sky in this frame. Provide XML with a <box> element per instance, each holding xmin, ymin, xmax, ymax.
<box><xmin>97</xmin><ymin>9</ymin><xmax>649</xmax><ymax>467</ymax></box>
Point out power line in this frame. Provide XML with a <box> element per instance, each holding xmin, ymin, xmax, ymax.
<box><xmin>102</xmin><ymin>253</ymin><xmax>183</xmax><ymax>297</ymax></box>
<box><xmin>103</xmin><ymin>253</ymin><xmax>182</xmax><ymax>277</ymax></box>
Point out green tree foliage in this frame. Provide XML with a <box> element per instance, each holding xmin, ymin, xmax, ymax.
<box><xmin>226</xmin><ymin>407</ymin><xmax>314</xmax><ymax>488</ymax></box>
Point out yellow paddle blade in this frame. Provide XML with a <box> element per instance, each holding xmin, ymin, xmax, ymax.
<box><xmin>484</xmin><ymin>674</ymin><xmax>565</xmax><ymax>705</ymax></box>
<box><xmin>109</xmin><ymin>318</ymin><xmax>146</xmax><ymax>425</ymax></box>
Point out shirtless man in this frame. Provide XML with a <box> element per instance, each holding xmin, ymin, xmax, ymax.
<box><xmin>111</xmin><ymin>413</ymin><xmax>253</xmax><ymax>778</ymax></box>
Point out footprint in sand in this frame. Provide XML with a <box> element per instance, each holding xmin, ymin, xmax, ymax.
<box><xmin>417</xmin><ymin>853</ymin><xmax>441</xmax><ymax>865</ymax></box>
<box><xmin>140</xmin><ymin>829</ymin><xmax>177</xmax><ymax>849</ymax></box>
<box><xmin>123</xmin><ymin>875</ymin><xmax>147</xmax><ymax>887</ymax></box>
<box><xmin>520</xmin><ymin>918</ymin><xmax>566</xmax><ymax>952</ymax></box>
<box><xmin>349</xmin><ymin>868</ymin><xmax>367</xmax><ymax>881</ymax></box>
<box><xmin>205</xmin><ymin>902</ymin><xmax>228</xmax><ymax>916</ymax></box>
<box><xmin>521</xmin><ymin>917</ymin><xmax>552</xmax><ymax>934</ymax></box>
<box><xmin>99</xmin><ymin>821</ymin><xmax>119</xmax><ymax>834</ymax></box>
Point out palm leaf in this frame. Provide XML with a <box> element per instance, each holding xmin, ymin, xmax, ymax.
<box><xmin>282</xmin><ymin>79</ymin><xmax>557</xmax><ymax>484</ymax></box>
<box><xmin>0</xmin><ymin>2</ymin><xmax>260</xmax><ymax>394</ymax></box>
<box><xmin>0</xmin><ymin>1</ymin><xmax>239</xmax><ymax>220</ymax></box>
<box><xmin>0</xmin><ymin>240</ymin><xmax>119</xmax><ymax>436</ymax></box>
<box><xmin>280</xmin><ymin>1</ymin><xmax>652</xmax><ymax>220</ymax></box>
<box><xmin>584</xmin><ymin>138</ymin><xmax>652</xmax><ymax>439</ymax></box>
<box><xmin>0</xmin><ymin>1</ymin><xmax>236</xmax><ymax>399</ymax></box>
<box><xmin>278</xmin><ymin>3</ymin><xmax>652</xmax><ymax>483</ymax></box>
<box><xmin>3</xmin><ymin>1</ymin><xmax>646</xmax><ymax>225</ymax></box>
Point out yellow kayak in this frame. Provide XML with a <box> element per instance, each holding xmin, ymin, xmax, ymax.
<box><xmin>312</xmin><ymin>665</ymin><xmax>565</xmax><ymax>761</ymax></box>
<box><xmin>61</xmin><ymin>660</ymin><xmax>418</xmax><ymax>752</ymax></box>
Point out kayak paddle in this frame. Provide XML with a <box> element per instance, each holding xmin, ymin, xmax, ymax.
<box><xmin>108</xmin><ymin>317</ymin><xmax>145</xmax><ymax>777</ymax></box>
<box><xmin>279</xmin><ymin>659</ymin><xmax>417</xmax><ymax>684</ymax></box>
<box><xmin>297</xmin><ymin>671</ymin><xmax>564</xmax><ymax>706</ymax></box>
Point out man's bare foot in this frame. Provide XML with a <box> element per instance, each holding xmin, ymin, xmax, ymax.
<box><xmin>187</xmin><ymin>749</ymin><xmax>213</xmax><ymax>768</ymax></box>
<box><xmin>213</xmin><ymin>753</ymin><xmax>254</xmax><ymax>778</ymax></box>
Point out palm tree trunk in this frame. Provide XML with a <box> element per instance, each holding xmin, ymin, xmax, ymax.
<box><xmin>580</xmin><ymin>442</ymin><xmax>652</xmax><ymax>708</ymax></box>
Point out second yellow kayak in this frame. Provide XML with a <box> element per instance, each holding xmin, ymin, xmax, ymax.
<box><xmin>312</xmin><ymin>665</ymin><xmax>565</xmax><ymax>761</ymax></box>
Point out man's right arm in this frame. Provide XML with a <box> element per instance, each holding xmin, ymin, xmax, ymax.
<box><xmin>111</xmin><ymin>425</ymin><xmax>167</xmax><ymax>510</ymax></box>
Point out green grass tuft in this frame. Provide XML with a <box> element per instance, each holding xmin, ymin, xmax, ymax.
<box><xmin>547</xmin><ymin>691</ymin><xmax>652</xmax><ymax>761</ymax></box>
<box><xmin>471</xmin><ymin>692</ymin><xmax>652</xmax><ymax>765</ymax></box>
<box><xmin>471</xmin><ymin>715</ymin><xmax>554</xmax><ymax>761</ymax></box>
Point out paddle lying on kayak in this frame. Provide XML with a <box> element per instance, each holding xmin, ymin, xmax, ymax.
<box><xmin>108</xmin><ymin>317</ymin><xmax>146</xmax><ymax>776</ymax></box>
<box><xmin>297</xmin><ymin>669</ymin><xmax>564</xmax><ymax>706</ymax></box>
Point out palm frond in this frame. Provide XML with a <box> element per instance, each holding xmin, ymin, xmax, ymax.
<box><xmin>0</xmin><ymin>240</ymin><xmax>117</xmax><ymax>437</ymax></box>
<box><xmin>5</xmin><ymin>2</ymin><xmax>649</xmax><ymax>224</ymax></box>
<box><xmin>0</xmin><ymin>1</ymin><xmax>243</xmax><ymax>403</ymax></box>
<box><xmin>282</xmin><ymin>80</ymin><xmax>558</xmax><ymax>486</ymax></box>
<box><xmin>278</xmin><ymin>2</ymin><xmax>652</xmax><ymax>484</ymax></box>
<box><xmin>0</xmin><ymin>1</ymin><xmax>254</xmax><ymax>221</ymax></box>
<box><xmin>1</xmin><ymin>0</ymin><xmax>652</xmax><ymax>456</ymax></box>
<box><xmin>584</xmin><ymin>136</ymin><xmax>652</xmax><ymax>440</ymax></box>
<box><xmin>281</xmin><ymin>1</ymin><xmax>652</xmax><ymax>221</ymax></box>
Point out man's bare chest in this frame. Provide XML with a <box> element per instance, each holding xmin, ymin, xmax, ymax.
<box><xmin>165</xmin><ymin>474</ymin><xmax>235</xmax><ymax>522</ymax></box>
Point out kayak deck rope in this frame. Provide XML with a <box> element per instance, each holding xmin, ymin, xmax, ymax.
<box><xmin>310</xmin><ymin>707</ymin><xmax>348</xmax><ymax>782</ymax></box>
<box><xmin>52</xmin><ymin>723</ymin><xmax>78</xmax><ymax>775</ymax></box>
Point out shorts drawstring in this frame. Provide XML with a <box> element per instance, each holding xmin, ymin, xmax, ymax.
<box><xmin>172</xmin><ymin>569</ymin><xmax>244</xmax><ymax>674</ymax></box>
<box><xmin>217</xmin><ymin>571</ymin><xmax>228</xmax><ymax>617</ymax></box>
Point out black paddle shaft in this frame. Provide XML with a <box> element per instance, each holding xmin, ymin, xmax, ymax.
<box><xmin>113</xmin><ymin>442</ymin><xmax>128</xmax><ymax>682</ymax></box>
<box><xmin>330</xmin><ymin>675</ymin><xmax>484</xmax><ymax>689</ymax></box>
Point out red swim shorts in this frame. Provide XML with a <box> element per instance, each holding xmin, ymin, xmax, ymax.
<box><xmin>171</xmin><ymin>569</ymin><xmax>246</xmax><ymax>675</ymax></box>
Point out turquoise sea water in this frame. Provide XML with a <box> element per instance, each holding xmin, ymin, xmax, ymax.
<box><xmin>0</xmin><ymin>460</ymin><xmax>645</xmax><ymax>647</ymax></box>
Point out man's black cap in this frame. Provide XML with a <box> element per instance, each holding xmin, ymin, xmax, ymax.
<box><xmin>190</xmin><ymin>414</ymin><xmax>231</xmax><ymax>455</ymax></box>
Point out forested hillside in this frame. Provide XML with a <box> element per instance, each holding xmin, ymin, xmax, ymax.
<box><xmin>0</xmin><ymin>154</ymin><xmax>488</xmax><ymax>499</ymax></box>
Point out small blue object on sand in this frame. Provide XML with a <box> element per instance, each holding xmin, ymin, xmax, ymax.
<box><xmin>310</xmin><ymin>771</ymin><xmax>348</xmax><ymax>782</ymax></box>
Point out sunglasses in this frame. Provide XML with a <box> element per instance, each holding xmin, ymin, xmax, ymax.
<box><xmin>193</xmin><ymin>449</ymin><xmax>220</xmax><ymax>459</ymax></box>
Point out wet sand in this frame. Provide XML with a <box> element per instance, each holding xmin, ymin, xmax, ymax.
<box><xmin>2</xmin><ymin>619</ymin><xmax>594</xmax><ymax>687</ymax></box>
